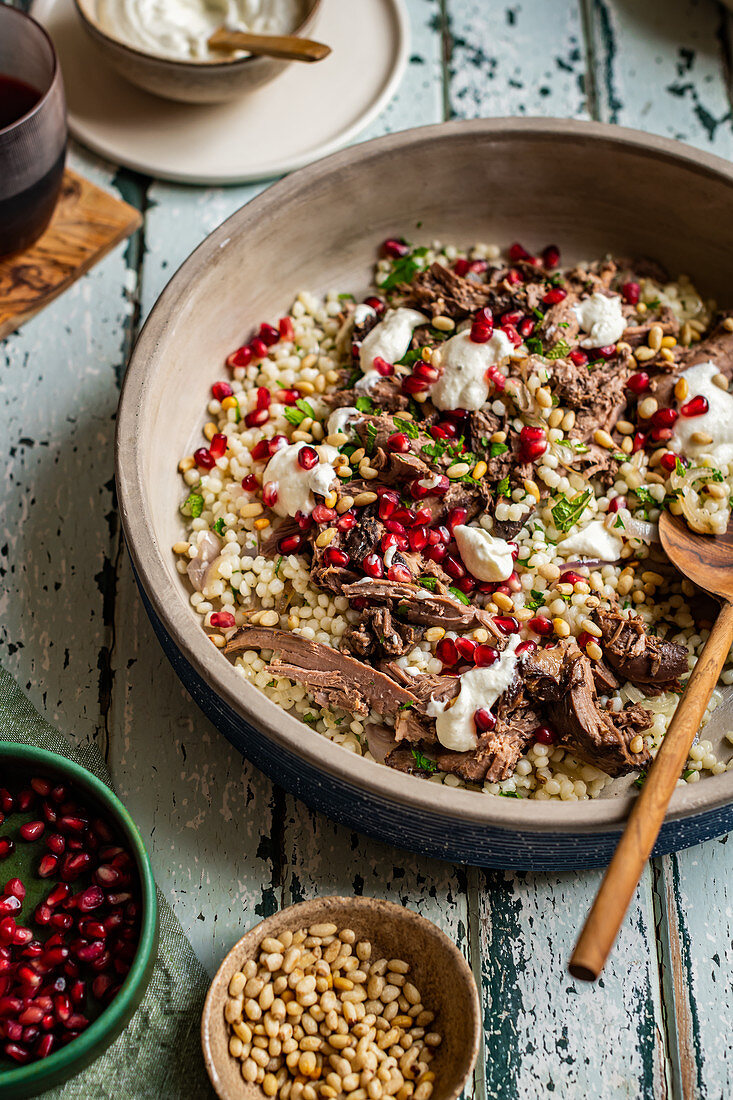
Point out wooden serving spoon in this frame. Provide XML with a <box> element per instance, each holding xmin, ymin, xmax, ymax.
<box><xmin>569</xmin><ymin>510</ymin><xmax>733</xmax><ymax>982</ymax></box>
<box><xmin>207</xmin><ymin>27</ymin><xmax>331</xmax><ymax>62</ymax></box>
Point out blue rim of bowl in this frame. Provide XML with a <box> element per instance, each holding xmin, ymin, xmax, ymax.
<box><xmin>0</xmin><ymin>742</ymin><xmax>158</xmax><ymax>1093</ymax></box>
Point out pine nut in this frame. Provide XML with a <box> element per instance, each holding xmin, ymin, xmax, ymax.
<box><xmin>241</xmin><ymin>502</ymin><xmax>264</xmax><ymax>518</ymax></box>
<box><xmin>432</xmin><ymin>315</ymin><xmax>455</xmax><ymax>332</ymax></box>
<box><xmin>472</xmin><ymin>461</ymin><xmax>488</xmax><ymax>480</ymax></box>
<box><xmin>638</xmin><ymin>397</ymin><xmax>658</xmax><ymax>419</ymax></box>
<box><xmin>594</xmin><ymin>429</ymin><xmax>615</xmax><ymax>450</ymax></box>
<box><xmin>674</xmin><ymin>377</ymin><xmax>689</xmax><ymax>402</ymax></box>
<box><xmin>634</xmin><ymin>346</ymin><xmax>656</xmax><ymax>362</ymax></box>
<box><xmin>354</xmin><ymin>492</ymin><xmax>379</xmax><ymax>507</ymax></box>
<box><xmin>326</xmin><ymin>433</ymin><xmax>349</xmax><ymax>447</ymax></box>
<box><xmin>315</xmin><ymin>527</ymin><xmax>337</xmax><ymax>548</ymax></box>
<box><xmin>586</xmin><ymin>640</ymin><xmax>603</xmax><ymax>661</ymax></box>
<box><xmin>446</xmin><ymin>462</ymin><xmax>470</xmax><ymax>479</ymax></box>
<box><xmin>629</xmin><ymin>735</ymin><xmax>644</xmax><ymax>754</ymax></box>
<box><xmin>713</xmin><ymin>372</ymin><xmax>729</xmax><ymax>390</ymax></box>
<box><xmin>690</xmin><ymin>431</ymin><xmax>714</xmax><ymax>445</ymax></box>
<box><xmin>337</xmin><ymin>495</ymin><xmax>355</xmax><ymax>513</ymax></box>
<box><xmin>425</xmin><ymin>627</ymin><xmax>445</xmax><ymax>642</ymax></box>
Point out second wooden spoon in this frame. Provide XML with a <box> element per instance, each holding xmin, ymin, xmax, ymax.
<box><xmin>207</xmin><ymin>27</ymin><xmax>331</xmax><ymax>62</ymax></box>
<box><xmin>569</xmin><ymin>509</ymin><xmax>733</xmax><ymax>982</ymax></box>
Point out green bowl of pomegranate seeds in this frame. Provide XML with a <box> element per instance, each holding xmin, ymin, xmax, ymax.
<box><xmin>0</xmin><ymin>743</ymin><xmax>158</xmax><ymax>1099</ymax></box>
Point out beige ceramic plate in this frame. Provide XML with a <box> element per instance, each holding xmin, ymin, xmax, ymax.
<box><xmin>32</xmin><ymin>0</ymin><xmax>408</xmax><ymax>183</ymax></box>
<box><xmin>116</xmin><ymin>118</ymin><xmax>733</xmax><ymax>868</ymax></box>
<box><xmin>201</xmin><ymin>897</ymin><xmax>480</xmax><ymax>1100</ymax></box>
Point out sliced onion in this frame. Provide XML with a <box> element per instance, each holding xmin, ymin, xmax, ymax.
<box><xmin>670</xmin><ymin>465</ymin><xmax>731</xmax><ymax>536</ymax></box>
<box><xmin>187</xmin><ymin>530</ymin><xmax>222</xmax><ymax>591</ymax></box>
<box><xmin>604</xmin><ymin>509</ymin><xmax>659</xmax><ymax>544</ymax></box>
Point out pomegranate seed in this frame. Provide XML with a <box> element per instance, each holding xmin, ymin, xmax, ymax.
<box><xmin>211</xmin><ymin>381</ymin><xmax>232</xmax><ymax>402</ymax></box>
<box><xmin>650</xmin><ymin>426</ymin><xmax>673</xmax><ymax>443</ymax></box>
<box><xmin>38</xmin><ymin>855</ymin><xmax>57</xmax><ymax>878</ymax></box>
<box><xmin>577</xmin><ymin>630</ymin><xmax>593</xmax><ymax>650</ymax></box>
<box><xmin>241</xmin><ymin>474</ymin><xmax>258</xmax><ymax>492</ymax></box>
<box><xmin>30</xmin><ymin>778</ymin><xmax>51</xmax><ymax>797</ymax></box>
<box><xmin>508</xmin><ymin>242</ymin><xmax>531</xmax><ymax>263</ymax></box>
<box><xmin>278</xmin><ymin>388</ymin><xmax>298</xmax><ymax>406</ymax></box>
<box><xmin>54</xmin><ymin>993</ymin><xmax>72</xmax><ymax>1021</ymax></box>
<box><xmin>0</xmin><ymin>792</ymin><xmax>12</xmax><ymax>815</ymax></box>
<box><xmin>362</xmin><ymin>553</ymin><xmax>384</xmax><ymax>579</ymax></box>
<box><xmin>311</xmin><ymin>504</ymin><xmax>336</xmax><ymax>524</ymax></box>
<box><xmin>387</xmin><ymin>563</ymin><xmax>412</xmax><ymax>583</ymax></box>
<box><xmin>277</xmin><ymin>533</ymin><xmax>303</xmax><ymax>555</ymax></box>
<box><xmin>470</xmin><ymin>322</ymin><xmax>492</xmax><ymax>344</ymax></box>
<box><xmin>519</xmin><ymin>424</ymin><xmax>547</xmax><ymax>462</ymax></box>
<box><xmin>542</xmin><ymin>244</ymin><xmax>560</xmax><ymax>268</ymax></box>
<box><xmin>58</xmin><ymin>816</ymin><xmax>87</xmax><ymax>836</ymax></box>
<box><xmin>494</xmin><ymin>616</ymin><xmax>519</xmax><ymax>635</ymax></box>
<box><xmin>560</xmin><ymin>570</ymin><xmax>585</xmax><ymax>585</ymax></box>
<box><xmin>250</xmin><ymin>439</ymin><xmax>270</xmax><ymax>461</ymax></box>
<box><xmin>447</xmin><ymin>507</ymin><xmax>468</xmax><ymax>532</ymax></box>
<box><xmin>335</xmin><ymin>511</ymin><xmax>357</xmax><ymax>532</ymax></box>
<box><xmin>193</xmin><ymin>447</ymin><xmax>214</xmax><ymax>469</ymax></box>
<box><xmin>4</xmin><ymin>1041</ymin><xmax>30</xmax><ymax>1064</ymax></box>
<box><xmin>501</xmin><ymin>309</ymin><xmax>523</xmax><ymax>327</ymax></box>
<box><xmin>595</xmin><ymin>344</ymin><xmax>618</xmax><ymax>359</ymax></box>
<box><xmin>250</xmin><ymin>337</ymin><xmax>268</xmax><ymax>359</ymax></box>
<box><xmin>652</xmin><ymin>406</ymin><xmax>679</xmax><ymax>429</ymax></box>
<box><xmin>436</xmin><ymin>638</ymin><xmax>459</xmax><ymax>666</ymax></box>
<box><xmin>46</xmin><ymin>883</ymin><xmax>71</xmax><ymax>908</ymax></box>
<box><xmin>568</xmin><ymin>348</ymin><xmax>588</xmax><ymax>367</ymax></box>
<box><xmin>0</xmin><ymin>896</ymin><xmax>21</xmax><ymax>916</ymax></box>
<box><xmin>455</xmin><ymin>637</ymin><xmax>476</xmax><ymax>662</ymax></box>
<box><xmin>412</xmin><ymin>361</ymin><xmax>439</xmax><ymax>383</ymax></box>
<box><xmin>258</xmin><ymin>323</ymin><xmax>279</xmax><ymax>347</ymax></box>
<box><xmin>226</xmin><ymin>345</ymin><xmax>252</xmax><ymax>369</ymax></box>
<box><xmin>17</xmin><ymin>965</ymin><xmax>41</xmax><ymax>990</ymax></box>
<box><xmin>660</xmin><ymin>452</ymin><xmax>679</xmax><ymax>472</ymax></box>
<box><xmin>16</xmin><ymin>790</ymin><xmax>34</xmax><ymax>812</ymax></box>
<box><xmin>255</xmin><ymin>387</ymin><xmax>271</xmax><ymax>411</ymax></box>
<box><xmin>443</xmin><ymin>555</ymin><xmax>465</xmax><ymax>580</ymax></box>
<box><xmin>392</xmin><ymin>506</ymin><xmax>416</xmax><ymax>526</ymax></box>
<box><xmin>382</xmin><ymin>238</ymin><xmax>409</xmax><ymax>258</ymax></box>
<box><xmin>402</xmin><ymin>375</ymin><xmax>430</xmax><ymax>395</ymax></box>
<box><xmin>474</xmin><ymin>709</ymin><xmax>496</xmax><ymax>733</ymax></box>
<box><xmin>454</xmin><ymin>258</ymin><xmax>470</xmax><ymax>276</ymax></box>
<box><xmin>37</xmin><ymin>1034</ymin><xmax>55</xmax><ymax>1058</ymax></box>
<box><xmin>93</xmin><ymin>974</ymin><xmax>114</xmax><ymax>1000</ymax></box>
<box><xmin>425</xmin><ymin>545</ymin><xmax>447</xmax><ymax>564</ymax></box>
<box><xmin>518</xmin><ymin>318</ymin><xmax>535</xmax><ymax>338</ymax></box>
<box><xmin>632</xmin><ymin>431</ymin><xmax>646</xmax><ymax>453</ymax></box>
<box><xmin>475</xmin><ymin>306</ymin><xmax>494</xmax><ymax>330</ymax></box>
<box><xmin>34</xmin><ymin>904</ymin><xmax>52</xmax><ymax>926</ymax></box>
<box><xmin>469</xmin><ymin>259</ymin><xmax>488</xmax><ymax>274</ymax></box>
<box><xmin>364</xmin><ymin>296</ymin><xmax>385</xmax><ymax>313</ymax></box>
<box><xmin>262</xmin><ymin>482</ymin><xmax>279</xmax><ymax>508</ymax></box>
<box><xmin>408</xmin><ymin>527</ymin><xmax>428</xmax><ymax>552</ymax></box>
<box><xmin>60</xmin><ymin>853</ymin><xmax>91</xmax><ymax>882</ymax></box>
<box><xmin>474</xmin><ymin>644</ymin><xmax>498</xmax><ymax>667</ymax></box>
<box><xmin>516</xmin><ymin>640</ymin><xmax>537</xmax><ymax>658</ymax></box>
<box><xmin>454</xmin><ymin>576</ymin><xmax>476</xmax><ymax>595</ymax></box>
<box><xmin>19</xmin><ymin>1005</ymin><xmax>44</xmax><ymax>1026</ymax></box>
<box><xmin>41</xmin><ymin>801</ymin><xmax>57</xmax><ymax>824</ymax></box>
<box><xmin>4</xmin><ymin>879</ymin><xmax>24</xmax><ymax>902</ymax></box>
<box><xmin>45</xmin><ymin>833</ymin><xmax>65</xmax><ymax>856</ymax></box>
<box><xmin>680</xmin><ymin>395</ymin><xmax>708</xmax><ymax>417</ymax></box>
<box><xmin>210</xmin><ymin>612</ymin><xmax>235</xmax><ymax>630</ymax></box>
<box><xmin>543</xmin><ymin>287</ymin><xmax>567</xmax><ymax>305</ymax></box>
<box><xmin>378</xmin><ymin>491</ymin><xmax>399</xmax><ymax>519</ymax></box>
<box><xmin>506</xmin><ymin>269</ymin><xmax>523</xmax><ymax>285</ymax></box>
<box><xmin>373</xmin><ymin>356</ymin><xmax>394</xmax><ymax>377</ymax></box>
<box><xmin>626</xmin><ymin>371</ymin><xmax>650</xmax><ymax>395</ymax></box>
<box><xmin>608</xmin><ymin>495</ymin><xmax>627</xmax><ymax>513</ymax></box>
<box><xmin>268</xmin><ymin>435</ymin><xmax>288</xmax><ymax>455</ymax></box>
<box><xmin>50</xmin><ymin>913</ymin><xmax>72</xmax><ymax>931</ymax></box>
<box><xmin>486</xmin><ymin>365</ymin><xmax>506</xmax><ymax>391</ymax></box>
<box><xmin>207</xmin><ymin>433</ymin><xmax>227</xmax><ymax>461</ymax></box>
<box><xmin>533</xmin><ymin>725</ymin><xmax>557</xmax><ymax>745</ymax></box>
<box><xmin>244</xmin><ymin>408</ymin><xmax>269</xmax><ymax>428</ymax></box>
<box><xmin>0</xmin><ymin>995</ymin><xmax>23</xmax><ymax>1017</ymax></box>
<box><xmin>278</xmin><ymin>316</ymin><xmax>294</xmax><ymax>341</ymax></box>
<box><xmin>621</xmin><ymin>281</ymin><xmax>640</xmax><ymax>305</ymax></box>
<box><xmin>387</xmin><ymin>432</ymin><xmax>411</xmax><ymax>453</ymax></box>
<box><xmin>324</xmin><ymin>547</ymin><xmax>350</xmax><ymax>568</ymax></box>
<box><xmin>297</xmin><ymin>445</ymin><xmax>319</xmax><ymax>470</ymax></box>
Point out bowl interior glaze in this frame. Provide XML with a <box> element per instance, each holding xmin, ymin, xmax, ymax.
<box><xmin>117</xmin><ymin>119</ymin><xmax>733</xmax><ymax>858</ymax></box>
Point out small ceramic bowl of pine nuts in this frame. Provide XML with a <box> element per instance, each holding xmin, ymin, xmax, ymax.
<box><xmin>200</xmin><ymin>896</ymin><xmax>480</xmax><ymax>1100</ymax></box>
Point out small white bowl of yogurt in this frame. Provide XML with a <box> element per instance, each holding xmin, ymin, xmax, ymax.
<box><xmin>73</xmin><ymin>0</ymin><xmax>320</xmax><ymax>103</ymax></box>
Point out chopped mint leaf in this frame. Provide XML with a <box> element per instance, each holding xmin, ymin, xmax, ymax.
<box><xmin>365</xmin><ymin>422</ymin><xmax>379</xmax><ymax>454</ymax></box>
<box><xmin>551</xmin><ymin>489</ymin><xmax>592</xmax><ymax>533</ymax></box>
<box><xmin>449</xmin><ymin>586</ymin><xmax>470</xmax><ymax>605</ymax></box>
<box><xmin>633</xmin><ymin>771</ymin><xmax>647</xmax><ymax>790</ymax></box>
<box><xmin>614</xmin><ymin>516</ymin><xmax>625</xmax><ymax>529</ymax></box>
<box><xmin>378</xmin><ymin>246</ymin><xmax>430</xmax><ymax>291</ymax></box>
<box><xmin>411</xmin><ymin>748</ymin><xmax>437</xmax><ymax>774</ymax></box>
<box><xmin>682</xmin><ymin>769</ymin><xmax>696</xmax><ymax>782</ymax></box>
<box><xmin>532</xmin><ymin>307</ymin><xmax>545</xmax><ymax>321</ymax></box>
<box><xmin>557</xmin><ymin>438</ymin><xmax>590</xmax><ymax>455</ymax></box>
<box><xmin>421</xmin><ymin>438</ymin><xmax>467</xmax><ymax>462</ymax></box>
<box><xmin>480</xmin><ymin>435</ymin><xmax>490</xmax><ymax>447</ymax></box>
<box><xmin>498</xmin><ymin>790</ymin><xmax>520</xmax><ymax>798</ymax></box>
<box><xmin>355</xmin><ymin>395</ymin><xmax>375</xmax><ymax>413</ymax></box>
<box><xmin>393</xmin><ymin>417</ymin><xmax>420</xmax><ymax>439</ymax></box>
<box><xmin>675</xmin><ymin>457</ymin><xmax>686</xmax><ymax>476</ymax></box>
<box><xmin>526</xmin><ymin>336</ymin><xmax>544</xmax><ymax>355</ymax></box>
<box><xmin>398</xmin><ymin>348</ymin><xmax>424</xmax><ymax>367</ymax></box>
<box><xmin>398</xmin><ymin>700</ymin><xmax>415</xmax><ymax>712</ymax></box>
<box><xmin>419</xmin><ymin>577</ymin><xmax>438</xmax><ymax>591</ymax></box>
<box><xmin>558</xmin><ymin>321</ymin><xmax>570</xmax><ymax>329</ymax></box>
<box><xmin>180</xmin><ymin>492</ymin><xmax>204</xmax><ymax>519</ymax></box>
<box><xmin>267</xmin><ymin>679</ymin><xmax>276</xmax><ymax>688</ymax></box>
<box><xmin>295</xmin><ymin>398</ymin><xmax>315</xmax><ymax>418</ymax></box>
<box><xmin>275</xmin><ymin>555</ymin><xmax>283</xmax><ymax>576</ymax></box>
<box><xmin>284</xmin><ymin>405</ymin><xmax>306</xmax><ymax>426</ymax></box>
<box><xmin>525</xmin><ymin>590</ymin><xmax>545</xmax><ymax>611</ymax></box>
<box><xmin>213</xmin><ymin>517</ymin><xmax>226</xmax><ymax>536</ymax></box>
<box><xmin>301</xmin><ymin>713</ymin><xmax>318</xmax><ymax>726</ymax></box>
<box><xmin>338</xmin><ymin>292</ymin><xmax>355</xmax><ymax>301</ymax></box>
<box><xmin>496</xmin><ymin>475</ymin><xmax>510</xmax><ymax>497</ymax></box>
<box><xmin>633</xmin><ymin>487</ymin><xmax>657</xmax><ymax>505</ymax></box>
<box><xmin>490</xmin><ymin>441</ymin><xmax>509</xmax><ymax>457</ymax></box>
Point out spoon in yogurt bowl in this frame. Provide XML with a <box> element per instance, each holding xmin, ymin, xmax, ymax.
<box><xmin>207</xmin><ymin>26</ymin><xmax>331</xmax><ymax>61</ymax></box>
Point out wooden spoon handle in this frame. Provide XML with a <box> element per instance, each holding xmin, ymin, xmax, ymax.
<box><xmin>570</xmin><ymin>598</ymin><xmax>733</xmax><ymax>982</ymax></box>
<box><xmin>207</xmin><ymin>28</ymin><xmax>331</xmax><ymax>62</ymax></box>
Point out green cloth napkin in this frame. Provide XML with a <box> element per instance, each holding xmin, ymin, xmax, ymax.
<box><xmin>0</xmin><ymin>665</ymin><xmax>216</xmax><ymax>1098</ymax></box>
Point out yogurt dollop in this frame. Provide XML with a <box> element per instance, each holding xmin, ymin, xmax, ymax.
<box><xmin>669</xmin><ymin>360</ymin><xmax>733</xmax><ymax>466</ymax></box>
<box><xmin>453</xmin><ymin>525</ymin><xmax>514</xmax><ymax>582</ymax></box>
<box><xmin>429</xmin><ymin>330</ymin><xmax>514</xmax><ymax>411</ymax></box>
<box><xmin>327</xmin><ymin>406</ymin><xmax>361</xmax><ymax>438</ymax></box>
<box><xmin>357</xmin><ymin>309</ymin><xmax>427</xmax><ymax>391</ymax></box>
<box><xmin>427</xmin><ymin>636</ymin><xmax>520</xmax><ymax>752</ymax></box>
<box><xmin>262</xmin><ymin>442</ymin><xmax>338</xmax><ymax>519</ymax></box>
<box><xmin>573</xmin><ymin>293</ymin><xmax>626</xmax><ymax>349</ymax></box>
<box><xmin>96</xmin><ymin>0</ymin><xmax>300</xmax><ymax>61</ymax></box>
<box><xmin>560</xmin><ymin>518</ymin><xmax>624</xmax><ymax>560</ymax></box>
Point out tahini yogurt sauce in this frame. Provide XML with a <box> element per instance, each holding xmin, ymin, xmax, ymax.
<box><xmin>96</xmin><ymin>0</ymin><xmax>301</xmax><ymax>61</ymax></box>
<box><xmin>263</xmin><ymin>441</ymin><xmax>337</xmax><ymax>519</ymax></box>
<box><xmin>669</xmin><ymin>360</ymin><xmax>733</xmax><ymax>466</ymax></box>
<box><xmin>428</xmin><ymin>636</ymin><xmax>521</xmax><ymax>752</ymax></box>
<box><xmin>429</xmin><ymin>329</ymin><xmax>514</xmax><ymax>411</ymax></box>
<box><xmin>573</xmin><ymin>293</ymin><xmax>626</xmax><ymax>349</ymax></box>
<box><xmin>357</xmin><ymin>309</ymin><xmax>427</xmax><ymax>391</ymax></box>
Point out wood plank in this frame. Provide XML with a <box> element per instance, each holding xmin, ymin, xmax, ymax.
<box><xmin>586</xmin><ymin>3</ymin><xmax>733</xmax><ymax>1096</ymax></box>
<box><xmin>0</xmin><ymin>144</ymin><xmax>142</xmax><ymax>748</ymax></box>
<box><xmin>0</xmin><ymin>170</ymin><xmax>142</xmax><ymax>340</ymax></box>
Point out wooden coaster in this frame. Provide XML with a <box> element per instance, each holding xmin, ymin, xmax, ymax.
<box><xmin>0</xmin><ymin>170</ymin><xmax>142</xmax><ymax>340</ymax></box>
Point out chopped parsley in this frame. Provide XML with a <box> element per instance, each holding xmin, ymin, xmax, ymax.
<box><xmin>556</xmin><ymin>438</ymin><xmax>590</xmax><ymax>455</ymax></box>
<box><xmin>682</xmin><ymin>769</ymin><xmax>697</xmax><ymax>782</ymax></box>
<box><xmin>496</xmin><ymin>475</ymin><xmax>510</xmax><ymax>497</ymax></box>
<box><xmin>355</xmin><ymin>395</ymin><xmax>375</xmax><ymax>413</ymax></box>
<box><xmin>421</xmin><ymin>437</ymin><xmax>467</xmax><ymax>462</ymax></box>
<box><xmin>613</xmin><ymin>516</ymin><xmax>626</xmax><ymax>529</ymax></box>
<box><xmin>274</xmin><ymin>555</ymin><xmax>283</xmax><ymax>577</ymax></box>
<box><xmin>378</xmin><ymin>246</ymin><xmax>430</xmax><ymax>291</ymax></box>
<box><xmin>365</xmin><ymin>422</ymin><xmax>379</xmax><ymax>454</ymax></box>
<box><xmin>545</xmin><ymin>338</ymin><xmax>571</xmax><ymax>360</ymax></box>
<box><xmin>301</xmin><ymin>713</ymin><xmax>318</xmax><ymax>726</ymax></box>
<box><xmin>418</xmin><ymin>577</ymin><xmax>438</xmax><ymax>591</ymax></box>
<box><xmin>525</xmin><ymin>336</ymin><xmax>544</xmax><ymax>356</ymax></box>
<box><xmin>675</xmin><ymin>457</ymin><xmax>686</xmax><ymax>476</ymax></box>
<box><xmin>213</xmin><ymin>517</ymin><xmax>226</xmax><ymax>536</ymax></box>
<box><xmin>411</xmin><ymin>748</ymin><xmax>437</xmax><ymax>774</ymax></box>
<box><xmin>398</xmin><ymin>348</ymin><xmax>424</xmax><ymax>367</ymax></box>
<box><xmin>449</xmin><ymin>586</ymin><xmax>470</xmax><ymax>605</ymax></box>
<box><xmin>551</xmin><ymin>489</ymin><xmax>592</xmax><ymax>533</ymax></box>
<box><xmin>338</xmin><ymin>292</ymin><xmax>355</xmax><ymax>301</ymax></box>
<box><xmin>633</xmin><ymin>771</ymin><xmax>647</xmax><ymax>790</ymax></box>
<box><xmin>180</xmin><ymin>492</ymin><xmax>204</xmax><ymax>518</ymax></box>
<box><xmin>398</xmin><ymin>700</ymin><xmax>415</xmax><ymax>712</ymax></box>
<box><xmin>525</xmin><ymin>590</ymin><xmax>545</xmax><ymax>611</ymax></box>
<box><xmin>393</xmin><ymin>417</ymin><xmax>420</xmax><ymax>439</ymax></box>
<box><xmin>489</xmin><ymin>441</ymin><xmax>509</xmax><ymax>457</ymax></box>
<box><xmin>633</xmin><ymin>487</ymin><xmax>657</xmax><ymax>505</ymax></box>
<box><xmin>498</xmin><ymin>790</ymin><xmax>521</xmax><ymax>798</ymax></box>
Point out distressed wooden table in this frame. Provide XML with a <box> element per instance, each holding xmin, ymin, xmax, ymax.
<box><xmin>3</xmin><ymin>1</ymin><xmax>733</xmax><ymax>1096</ymax></box>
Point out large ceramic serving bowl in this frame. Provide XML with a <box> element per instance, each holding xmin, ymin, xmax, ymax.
<box><xmin>116</xmin><ymin>118</ymin><xmax>733</xmax><ymax>869</ymax></box>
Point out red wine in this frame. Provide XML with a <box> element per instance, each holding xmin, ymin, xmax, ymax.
<box><xmin>0</xmin><ymin>146</ymin><xmax>65</xmax><ymax>256</ymax></box>
<box><xmin>0</xmin><ymin>73</ymin><xmax>41</xmax><ymax>130</ymax></box>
